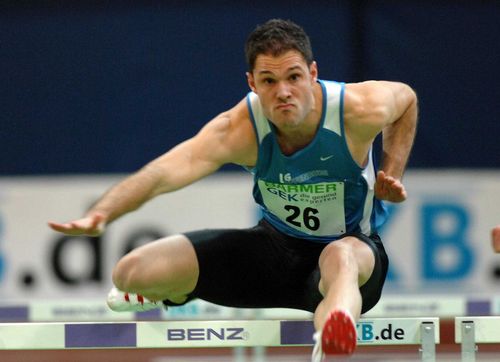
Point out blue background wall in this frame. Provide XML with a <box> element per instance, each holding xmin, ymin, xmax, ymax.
<box><xmin>2</xmin><ymin>1</ymin><xmax>499</xmax><ymax>175</ymax></box>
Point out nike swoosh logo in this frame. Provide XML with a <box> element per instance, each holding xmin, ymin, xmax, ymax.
<box><xmin>320</xmin><ymin>155</ymin><xmax>334</xmax><ymax>161</ymax></box>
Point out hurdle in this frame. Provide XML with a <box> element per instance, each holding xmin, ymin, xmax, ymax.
<box><xmin>0</xmin><ymin>317</ymin><xmax>439</xmax><ymax>361</ymax></box>
<box><xmin>455</xmin><ymin>316</ymin><xmax>500</xmax><ymax>362</ymax></box>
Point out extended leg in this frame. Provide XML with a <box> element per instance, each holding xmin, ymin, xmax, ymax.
<box><xmin>312</xmin><ymin>236</ymin><xmax>375</xmax><ymax>359</ymax></box>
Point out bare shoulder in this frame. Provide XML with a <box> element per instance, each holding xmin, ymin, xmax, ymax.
<box><xmin>345</xmin><ymin>81</ymin><xmax>412</xmax><ymax>109</ymax></box>
<box><xmin>344</xmin><ymin>81</ymin><xmax>416</xmax><ymax>127</ymax></box>
<box><xmin>195</xmin><ymin>98</ymin><xmax>257</xmax><ymax>167</ymax></box>
<box><xmin>213</xmin><ymin>98</ymin><xmax>252</xmax><ymax>133</ymax></box>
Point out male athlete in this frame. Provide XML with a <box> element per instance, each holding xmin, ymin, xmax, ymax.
<box><xmin>49</xmin><ymin>19</ymin><xmax>418</xmax><ymax>361</ymax></box>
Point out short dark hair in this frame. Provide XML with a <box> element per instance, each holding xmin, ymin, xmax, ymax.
<box><xmin>245</xmin><ymin>19</ymin><xmax>314</xmax><ymax>72</ymax></box>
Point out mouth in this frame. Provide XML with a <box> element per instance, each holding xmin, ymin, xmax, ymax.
<box><xmin>276</xmin><ymin>103</ymin><xmax>294</xmax><ymax>110</ymax></box>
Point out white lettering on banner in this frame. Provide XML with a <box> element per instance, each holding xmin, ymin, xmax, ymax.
<box><xmin>0</xmin><ymin>171</ymin><xmax>500</xmax><ymax>300</ymax></box>
<box><xmin>357</xmin><ymin>322</ymin><xmax>405</xmax><ymax>343</ymax></box>
<box><xmin>355</xmin><ymin>318</ymin><xmax>439</xmax><ymax>345</ymax></box>
<box><xmin>137</xmin><ymin>320</ymin><xmax>278</xmax><ymax>347</ymax></box>
<box><xmin>166</xmin><ymin>327</ymin><xmax>246</xmax><ymax>341</ymax></box>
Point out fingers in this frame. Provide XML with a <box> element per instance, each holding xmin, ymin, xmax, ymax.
<box><xmin>376</xmin><ymin>170</ymin><xmax>388</xmax><ymax>187</ymax></box>
<box><xmin>376</xmin><ymin>171</ymin><xmax>399</xmax><ymax>190</ymax></box>
<box><xmin>377</xmin><ymin>171</ymin><xmax>397</xmax><ymax>187</ymax></box>
<box><xmin>47</xmin><ymin>221</ymin><xmax>75</xmax><ymax>233</ymax></box>
<box><xmin>492</xmin><ymin>226</ymin><xmax>500</xmax><ymax>253</ymax></box>
<box><xmin>375</xmin><ymin>171</ymin><xmax>407</xmax><ymax>202</ymax></box>
<box><xmin>47</xmin><ymin>220</ymin><xmax>91</xmax><ymax>235</ymax></box>
<box><xmin>48</xmin><ymin>213</ymin><xmax>106</xmax><ymax>236</ymax></box>
<box><xmin>90</xmin><ymin>212</ymin><xmax>106</xmax><ymax>230</ymax></box>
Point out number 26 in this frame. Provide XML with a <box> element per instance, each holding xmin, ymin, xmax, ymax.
<box><xmin>284</xmin><ymin>205</ymin><xmax>320</xmax><ymax>231</ymax></box>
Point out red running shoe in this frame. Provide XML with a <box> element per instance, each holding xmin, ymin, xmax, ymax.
<box><xmin>321</xmin><ymin>309</ymin><xmax>357</xmax><ymax>355</ymax></box>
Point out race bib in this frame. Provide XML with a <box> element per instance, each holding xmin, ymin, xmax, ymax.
<box><xmin>258</xmin><ymin>180</ymin><xmax>346</xmax><ymax>236</ymax></box>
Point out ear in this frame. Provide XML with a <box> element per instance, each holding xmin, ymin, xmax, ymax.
<box><xmin>309</xmin><ymin>61</ymin><xmax>318</xmax><ymax>83</ymax></box>
<box><xmin>246</xmin><ymin>72</ymin><xmax>257</xmax><ymax>93</ymax></box>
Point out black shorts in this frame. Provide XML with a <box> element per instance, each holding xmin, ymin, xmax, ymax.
<box><xmin>173</xmin><ymin>219</ymin><xmax>388</xmax><ymax>314</ymax></box>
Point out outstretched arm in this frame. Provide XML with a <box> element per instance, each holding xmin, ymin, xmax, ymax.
<box><xmin>48</xmin><ymin>99</ymin><xmax>256</xmax><ymax>236</ymax></box>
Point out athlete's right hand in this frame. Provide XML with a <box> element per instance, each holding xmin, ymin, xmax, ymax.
<box><xmin>48</xmin><ymin>212</ymin><xmax>106</xmax><ymax>236</ymax></box>
<box><xmin>492</xmin><ymin>225</ymin><xmax>500</xmax><ymax>253</ymax></box>
<box><xmin>374</xmin><ymin>170</ymin><xmax>407</xmax><ymax>203</ymax></box>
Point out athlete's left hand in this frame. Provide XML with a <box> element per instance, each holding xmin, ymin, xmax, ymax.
<box><xmin>374</xmin><ymin>170</ymin><xmax>407</xmax><ymax>203</ymax></box>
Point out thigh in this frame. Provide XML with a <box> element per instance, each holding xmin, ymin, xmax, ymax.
<box><xmin>305</xmin><ymin>233</ymin><xmax>389</xmax><ymax>314</ymax></box>
<box><xmin>318</xmin><ymin>235</ymin><xmax>376</xmax><ymax>288</ymax></box>
<box><xmin>351</xmin><ymin>233</ymin><xmax>389</xmax><ymax>314</ymax></box>
<box><xmin>113</xmin><ymin>234</ymin><xmax>199</xmax><ymax>303</ymax></box>
<box><xmin>184</xmin><ymin>221</ymin><xmax>322</xmax><ymax>310</ymax></box>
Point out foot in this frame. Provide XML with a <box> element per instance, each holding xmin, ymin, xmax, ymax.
<box><xmin>311</xmin><ymin>309</ymin><xmax>356</xmax><ymax>361</ymax></box>
<box><xmin>106</xmin><ymin>287</ymin><xmax>165</xmax><ymax>312</ymax></box>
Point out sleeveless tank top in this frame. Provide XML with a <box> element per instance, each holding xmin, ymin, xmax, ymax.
<box><xmin>246</xmin><ymin>80</ymin><xmax>387</xmax><ymax>242</ymax></box>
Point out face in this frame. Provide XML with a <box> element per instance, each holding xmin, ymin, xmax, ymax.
<box><xmin>247</xmin><ymin>50</ymin><xmax>318</xmax><ymax>130</ymax></box>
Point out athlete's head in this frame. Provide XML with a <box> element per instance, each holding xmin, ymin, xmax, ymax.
<box><xmin>245</xmin><ymin>19</ymin><xmax>318</xmax><ymax>129</ymax></box>
<box><xmin>245</xmin><ymin>19</ymin><xmax>314</xmax><ymax>73</ymax></box>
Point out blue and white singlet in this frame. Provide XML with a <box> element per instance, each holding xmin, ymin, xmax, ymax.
<box><xmin>246</xmin><ymin>80</ymin><xmax>388</xmax><ymax>242</ymax></box>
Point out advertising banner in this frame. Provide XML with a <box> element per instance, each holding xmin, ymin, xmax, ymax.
<box><xmin>1</xmin><ymin>171</ymin><xmax>499</xmax><ymax>302</ymax></box>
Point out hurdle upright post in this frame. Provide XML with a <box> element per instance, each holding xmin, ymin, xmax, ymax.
<box><xmin>461</xmin><ymin>321</ymin><xmax>477</xmax><ymax>362</ymax></box>
<box><xmin>455</xmin><ymin>317</ymin><xmax>500</xmax><ymax>362</ymax></box>
<box><xmin>420</xmin><ymin>321</ymin><xmax>436</xmax><ymax>362</ymax></box>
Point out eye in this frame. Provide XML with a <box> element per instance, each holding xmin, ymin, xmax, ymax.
<box><xmin>263</xmin><ymin>78</ymin><xmax>275</xmax><ymax>85</ymax></box>
<box><xmin>289</xmin><ymin>73</ymin><xmax>301</xmax><ymax>81</ymax></box>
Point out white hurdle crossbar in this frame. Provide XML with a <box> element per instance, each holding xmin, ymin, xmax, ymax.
<box><xmin>455</xmin><ymin>316</ymin><xmax>500</xmax><ymax>362</ymax></box>
<box><xmin>0</xmin><ymin>318</ymin><xmax>439</xmax><ymax>361</ymax></box>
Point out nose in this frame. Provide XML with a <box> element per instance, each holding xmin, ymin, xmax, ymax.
<box><xmin>276</xmin><ymin>81</ymin><xmax>292</xmax><ymax>101</ymax></box>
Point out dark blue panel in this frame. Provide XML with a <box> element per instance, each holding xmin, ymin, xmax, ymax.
<box><xmin>65</xmin><ymin>323</ymin><xmax>136</xmax><ymax>348</ymax></box>
<box><xmin>280</xmin><ymin>320</ymin><xmax>315</xmax><ymax>345</ymax></box>
<box><xmin>364</xmin><ymin>2</ymin><xmax>500</xmax><ymax>168</ymax></box>
<box><xmin>0</xmin><ymin>1</ymin><xmax>353</xmax><ymax>175</ymax></box>
<box><xmin>2</xmin><ymin>2</ymin><xmax>498</xmax><ymax>174</ymax></box>
<box><xmin>0</xmin><ymin>305</ymin><xmax>29</xmax><ymax>321</ymax></box>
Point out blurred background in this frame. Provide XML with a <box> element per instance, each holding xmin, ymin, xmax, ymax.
<box><xmin>1</xmin><ymin>1</ymin><xmax>500</xmax><ymax>309</ymax></box>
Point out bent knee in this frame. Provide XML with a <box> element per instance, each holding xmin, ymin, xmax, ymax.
<box><xmin>319</xmin><ymin>238</ymin><xmax>375</xmax><ymax>287</ymax></box>
<box><xmin>112</xmin><ymin>250</ymin><xmax>145</xmax><ymax>292</ymax></box>
<box><xmin>111</xmin><ymin>234</ymin><xmax>200</xmax><ymax>299</ymax></box>
<box><xmin>319</xmin><ymin>240</ymin><xmax>357</xmax><ymax>272</ymax></box>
